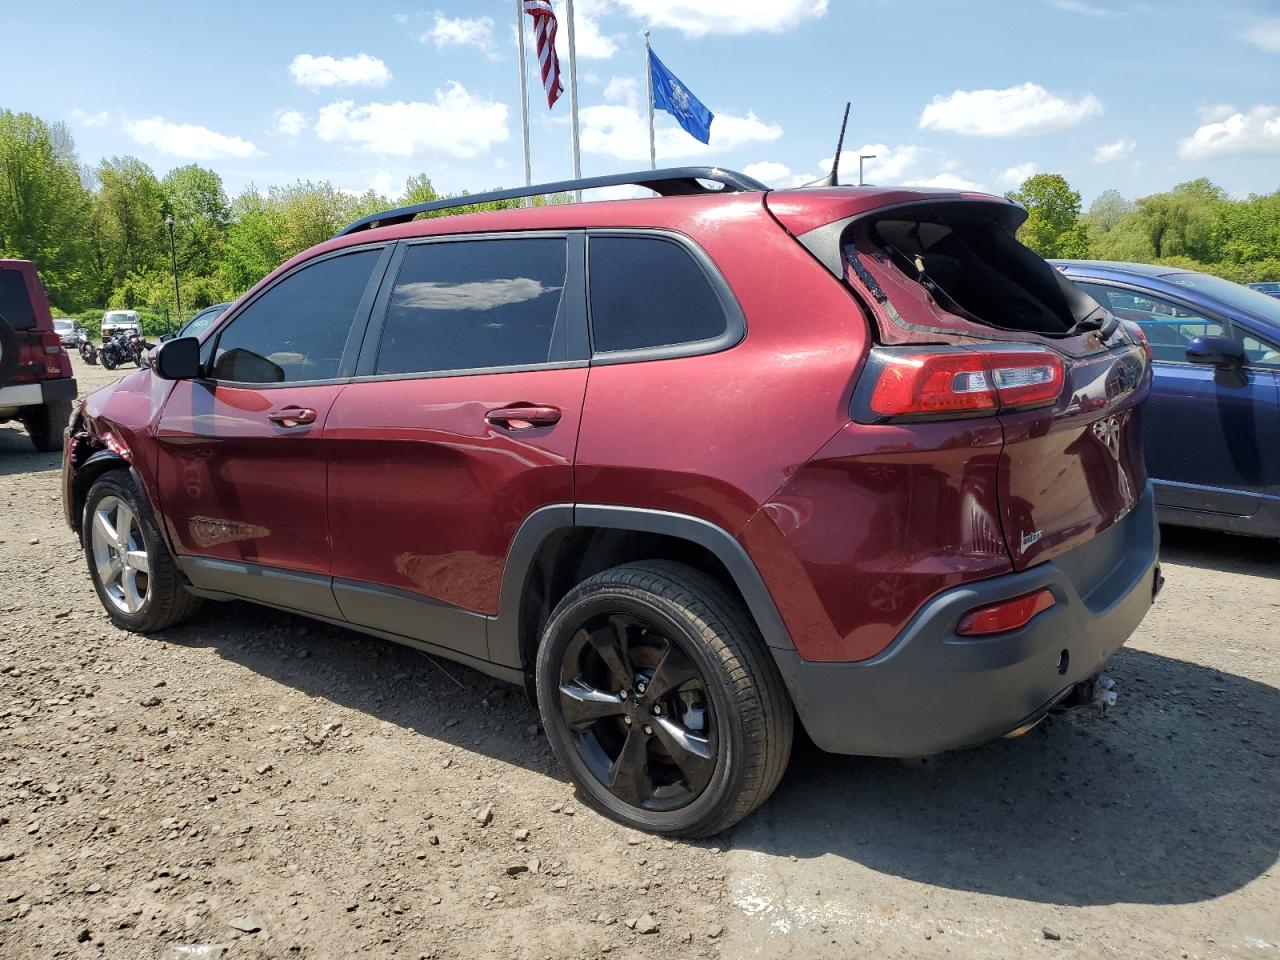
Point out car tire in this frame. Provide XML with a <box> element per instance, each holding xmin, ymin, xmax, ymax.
<box><xmin>22</xmin><ymin>398</ymin><xmax>72</xmax><ymax>452</ymax></box>
<box><xmin>535</xmin><ymin>560</ymin><xmax>793</xmax><ymax>837</ymax></box>
<box><xmin>82</xmin><ymin>470</ymin><xmax>201</xmax><ymax>632</ymax></box>
<box><xmin>0</xmin><ymin>315</ymin><xmax>19</xmax><ymax>387</ymax></box>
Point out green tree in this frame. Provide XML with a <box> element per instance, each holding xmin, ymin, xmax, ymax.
<box><xmin>1006</xmin><ymin>173</ymin><xmax>1090</xmax><ymax>258</ymax></box>
<box><xmin>91</xmin><ymin>156</ymin><xmax>168</xmax><ymax>304</ymax></box>
<box><xmin>1131</xmin><ymin>178</ymin><xmax>1225</xmax><ymax>262</ymax></box>
<box><xmin>1084</xmin><ymin>189</ymin><xmax>1134</xmax><ymax>236</ymax></box>
<box><xmin>220</xmin><ymin>187</ymin><xmax>283</xmax><ymax>295</ymax></box>
<box><xmin>0</xmin><ymin>110</ymin><xmax>94</xmax><ymax>309</ymax></box>
<box><xmin>161</xmin><ymin>164</ymin><xmax>231</xmax><ymax>297</ymax></box>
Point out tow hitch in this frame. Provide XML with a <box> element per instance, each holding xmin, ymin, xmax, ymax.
<box><xmin>1055</xmin><ymin>673</ymin><xmax>1118</xmax><ymax>715</ymax></box>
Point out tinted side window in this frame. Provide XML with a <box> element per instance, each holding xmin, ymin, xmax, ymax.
<box><xmin>588</xmin><ymin>236</ymin><xmax>728</xmax><ymax>353</ymax></box>
<box><xmin>0</xmin><ymin>269</ymin><xmax>36</xmax><ymax>330</ymax></box>
<box><xmin>375</xmin><ymin>238</ymin><xmax>568</xmax><ymax>375</ymax></box>
<box><xmin>1076</xmin><ymin>282</ymin><xmax>1223</xmax><ymax>363</ymax></box>
<box><xmin>211</xmin><ymin>250</ymin><xmax>380</xmax><ymax>383</ymax></box>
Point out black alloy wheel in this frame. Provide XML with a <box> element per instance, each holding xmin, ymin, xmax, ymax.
<box><xmin>557</xmin><ymin>610</ymin><xmax>717</xmax><ymax>811</ymax></box>
<box><xmin>536</xmin><ymin>561</ymin><xmax>793</xmax><ymax>837</ymax></box>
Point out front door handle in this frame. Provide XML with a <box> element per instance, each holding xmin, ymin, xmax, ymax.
<box><xmin>267</xmin><ymin>407</ymin><xmax>317</xmax><ymax>427</ymax></box>
<box><xmin>485</xmin><ymin>404</ymin><xmax>562</xmax><ymax>429</ymax></box>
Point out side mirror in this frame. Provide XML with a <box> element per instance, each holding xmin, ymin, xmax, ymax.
<box><xmin>153</xmin><ymin>336</ymin><xmax>202</xmax><ymax>380</ymax></box>
<box><xmin>1186</xmin><ymin>335</ymin><xmax>1245</xmax><ymax>368</ymax></box>
<box><xmin>159</xmin><ymin>332</ymin><xmax>174</xmax><ymax>342</ymax></box>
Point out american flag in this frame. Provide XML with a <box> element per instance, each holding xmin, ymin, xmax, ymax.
<box><xmin>524</xmin><ymin>0</ymin><xmax>564</xmax><ymax>109</ymax></box>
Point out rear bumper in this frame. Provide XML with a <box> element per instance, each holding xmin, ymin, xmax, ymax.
<box><xmin>0</xmin><ymin>377</ymin><xmax>77</xmax><ymax>413</ymax></box>
<box><xmin>774</xmin><ymin>482</ymin><xmax>1160</xmax><ymax>757</ymax></box>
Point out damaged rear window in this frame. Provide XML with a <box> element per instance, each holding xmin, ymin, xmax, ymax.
<box><xmin>865</xmin><ymin>206</ymin><xmax>1101</xmax><ymax>337</ymax></box>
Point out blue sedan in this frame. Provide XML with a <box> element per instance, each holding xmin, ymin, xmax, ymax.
<box><xmin>1053</xmin><ymin>261</ymin><xmax>1280</xmax><ymax>539</ymax></box>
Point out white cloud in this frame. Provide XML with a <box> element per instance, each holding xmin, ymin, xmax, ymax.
<box><xmin>1178</xmin><ymin>105</ymin><xmax>1280</xmax><ymax>159</ymax></box>
<box><xmin>996</xmin><ymin>161</ymin><xmax>1039</xmax><ymax>189</ymax></box>
<box><xmin>393</xmin><ymin>12</ymin><xmax>409</xmax><ymax>24</ymax></box>
<box><xmin>1242</xmin><ymin>18</ymin><xmax>1280</xmax><ymax>53</ymax></box>
<box><xmin>904</xmin><ymin>173</ymin><xmax>986</xmax><ymax>191</ymax></box>
<box><xmin>603</xmin><ymin>76</ymin><xmax>639</xmax><ymax>105</ymax></box>
<box><xmin>1092</xmin><ymin>138</ymin><xmax>1135</xmax><ymax>162</ymax></box>
<box><xmin>70</xmin><ymin>108</ymin><xmax>109</xmax><ymax>128</ymax></box>
<box><xmin>1197</xmin><ymin>103</ymin><xmax>1237</xmax><ymax>122</ymax></box>
<box><xmin>423</xmin><ymin>14</ymin><xmax>498</xmax><ymax>59</ymax></box>
<box><xmin>919</xmin><ymin>82</ymin><xmax>1103</xmax><ymax>136</ymax></box>
<box><xmin>125</xmin><ymin>117</ymin><xmax>261</xmax><ymax>159</ymax></box>
<box><xmin>578</xmin><ymin>103</ymin><xmax>780</xmax><ymax>161</ymax></box>
<box><xmin>613</xmin><ymin>0</ymin><xmax>827</xmax><ymax>36</ymax></box>
<box><xmin>273</xmin><ymin>110</ymin><xmax>307</xmax><ymax>136</ymax></box>
<box><xmin>747</xmin><ymin>160</ymin><xmax>793</xmax><ymax>184</ymax></box>
<box><xmin>289</xmin><ymin>53</ymin><xmax>392</xmax><ymax>91</ymax></box>
<box><xmin>315</xmin><ymin>83</ymin><xmax>509</xmax><ymax>159</ymax></box>
<box><xmin>555</xmin><ymin>1</ymin><xmax>619</xmax><ymax>58</ymax></box>
<box><xmin>1049</xmin><ymin>0</ymin><xmax>1112</xmax><ymax>16</ymax></box>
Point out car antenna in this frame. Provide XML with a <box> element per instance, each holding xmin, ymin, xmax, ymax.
<box><xmin>806</xmin><ymin>102</ymin><xmax>851</xmax><ymax>188</ymax></box>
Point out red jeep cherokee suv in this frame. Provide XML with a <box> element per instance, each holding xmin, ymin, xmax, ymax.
<box><xmin>1</xmin><ymin>259</ymin><xmax>77</xmax><ymax>450</ymax></box>
<box><xmin>63</xmin><ymin>168</ymin><xmax>1159</xmax><ymax>836</ymax></box>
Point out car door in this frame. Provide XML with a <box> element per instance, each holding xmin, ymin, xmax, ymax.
<box><xmin>153</xmin><ymin>244</ymin><xmax>391</xmax><ymax>617</ymax></box>
<box><xmin>324</xmin><ymin>233</ymin><xmax>588</xmax><ymax>662</ymax></box>
<box><xmin>1077</xmin><ymin>280</ymin><xmax>1280</xmax><ymax>519</ymax></box>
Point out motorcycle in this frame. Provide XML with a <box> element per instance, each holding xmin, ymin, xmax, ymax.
<box><xmin>72</xmin><ymin>327</ymin><xmax>98</xmax><ymax>365</ymax></box>
<box><xmin>100</xmin><ymin>331</ymin><xmax>150</xmax><ymax>370</ymax></box>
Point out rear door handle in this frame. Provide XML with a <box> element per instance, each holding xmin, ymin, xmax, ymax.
<box><xmin>485</xmin><ymin>404</ymin><xmax>562</xmax><ymax>429</ymax></box>
<box><xmin>267</xmin><ymin>407</ymin><xmax>317</xmax><ymax>427</ymax></box>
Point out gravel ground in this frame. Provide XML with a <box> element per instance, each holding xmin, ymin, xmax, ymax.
<box><xmin>0</xmin><ymin>355</ymin><xmax>1276</xmax><ymax>959</ymax></box>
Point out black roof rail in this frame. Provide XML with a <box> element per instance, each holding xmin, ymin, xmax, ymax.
<box><xmin>335</xmin><ymin>166</ymin><xmax>768</xmax><ymax>236</ymax></box>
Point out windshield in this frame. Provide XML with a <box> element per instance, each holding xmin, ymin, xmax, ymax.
<box><xmin>1165</xmin><ymin>273</ymin><xmax>1280</xmax><ymax>329</ymax></box>
<box><xmin>53</xmin><ymin>319</ymin><xmax>73</xmax><ymax>331</ymax></box>
<box><xmin>179</xmin><ymin>304</ymin><xmax>228</xmax><ymax>338</ymax></box>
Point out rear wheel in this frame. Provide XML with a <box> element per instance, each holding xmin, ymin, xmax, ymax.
<box><xmin>83</xmin><ymin>470</ymin><xmax>201</xmax><ymax>632</ymax></box>
<box><xmin>536</xmin><ymin>561</ymin><xmax>793</xmax><ymax>837</ymax></box>
<box><xmin>22</xmin><ymin>398</ymin><xmax>71</xmax><ymax>452</ymax></box>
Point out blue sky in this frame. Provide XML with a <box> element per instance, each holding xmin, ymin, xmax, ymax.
<box><xmin>5</xmin><ymin>0</ymin><xmax>1280</xmax><ymax>206</ymax></box>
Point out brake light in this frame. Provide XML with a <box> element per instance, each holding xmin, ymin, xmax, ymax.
<box><xmin>868</xmin><ymin>348</ymin><xmax>1064</xmax><ymax>419</ymax></box>
<box><xmin>956</xmin><ymin>588</ymin><xmax>1055</xmax><ymax>636</ymax></box>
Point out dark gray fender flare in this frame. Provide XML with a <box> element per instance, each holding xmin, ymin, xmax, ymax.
<box><xmin>486</xmin><ymin>503</ymin><xmax>796</xmax><ymax>670</ymax></box>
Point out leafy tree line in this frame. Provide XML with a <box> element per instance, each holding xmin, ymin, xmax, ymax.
<box><xmin>6</xmin><ymin>107</ymin><xmax>1277</xmax><ymax>332</ymax></box>
<box><xmin>1007</xmin><ymin>173</ymin><xmax>1280</xmax><ymax>283</ymax></box>
<box><xmin>0</xmin><ymin>109</ymin><xmax>536</xmax><ymax>331</ymax></box>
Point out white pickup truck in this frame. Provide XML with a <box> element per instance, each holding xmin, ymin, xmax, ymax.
<box><xmin>101</xmin><ymin>309</ymin><xmax>142</xmax><ymax>342</ymax></box>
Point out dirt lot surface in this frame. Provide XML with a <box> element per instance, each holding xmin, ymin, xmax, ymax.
<box><xmin>1</xmin><ymin>355</ymin><xmax>1277</xmax><ymax>959</ymax></box>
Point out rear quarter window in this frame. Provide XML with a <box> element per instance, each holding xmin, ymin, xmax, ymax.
<box><xmin>0</xmin><ymin>268</ymin><xmax>36</xmax><ymax>330</ymax></box>
<box><xmin>587</xmin><ymin>234</ymin><xmax>737</xmax><ymax>356</ymax></box>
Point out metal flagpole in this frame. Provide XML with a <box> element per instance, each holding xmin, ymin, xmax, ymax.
<box><xmin>516</xmin><ymin>0</ymin><xmax>532</xmax><ymax>206</ymax></box>
<box><xmin>644</xmin><ymin>30</ymin><xmax>656</xmax><ymax>170</ymax></box>
<box><xmin>564</xmin><ymin>0</ymin><xmax>583</xmax><ymax>201</ymax></box>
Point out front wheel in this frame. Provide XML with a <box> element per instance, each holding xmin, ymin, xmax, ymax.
<box><xmin>101</xmin><ymin>352</ymin><xmax>116</xmax><ymax>370</ymax></box>
<box><xmin>82</xmin><ymin>470</ymin><xmax>201</xmax><ymax>632</ymax></box>
<box><xmin>535</xmin><ymin>561</ymin><xmax>794</xmax><ymax>837</ymax></box>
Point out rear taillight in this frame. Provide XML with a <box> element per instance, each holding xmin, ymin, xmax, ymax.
<box><xmin>956</xmin><ymin>588</ymin><xmax>1055</xmax><ymax>636</ymax></box>
<box><xmin>865</xmin><ymin>347</ymin><xmax>1064</xmax><ymax>420</ymax></box>
<box><xmin>1126</xmin><ymin>321</ymin><xmax>1152</xmax><ymax>363</ymax></box>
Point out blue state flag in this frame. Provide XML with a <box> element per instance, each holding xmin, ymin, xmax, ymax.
<box><xmin>648</xmin><ymin>48</ymin><xmax>714</xmax><ymax>144</ymax></box>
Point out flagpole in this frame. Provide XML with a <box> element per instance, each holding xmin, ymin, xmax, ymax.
<box><xmin>515</xmin><ymin>0</ymin><xmax>533</xmax><ymax>206</ymax></box>
<box><xmin>564</xmin><ymin>0</ymin><xmax>583</xmax><ymax>201</ymax></box>
<box><xmin>644</xmin><ymin>31</ymin><xmax>656</xmax><ymax>170</ymax></box>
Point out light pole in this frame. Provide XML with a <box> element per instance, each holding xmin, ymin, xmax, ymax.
<box><xmin>164</xmin><ymin>213</ymin><xmax>181</xmax><ymax>330</ymax></box>
<box><xmin>858</xmin><ymin>154</ymin><xmax>876</xmax><ymax>186</ymax></box>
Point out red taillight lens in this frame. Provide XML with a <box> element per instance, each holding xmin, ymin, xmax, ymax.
<box><xmin>956</xmin><ymin>588</ymin><xmax>1056</xmax><ymax>636</ymax></box>
<box><xmin>868</xmin><ymin>348</ymin><xmax>1064</xmax><ymax>419</ymax></box>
